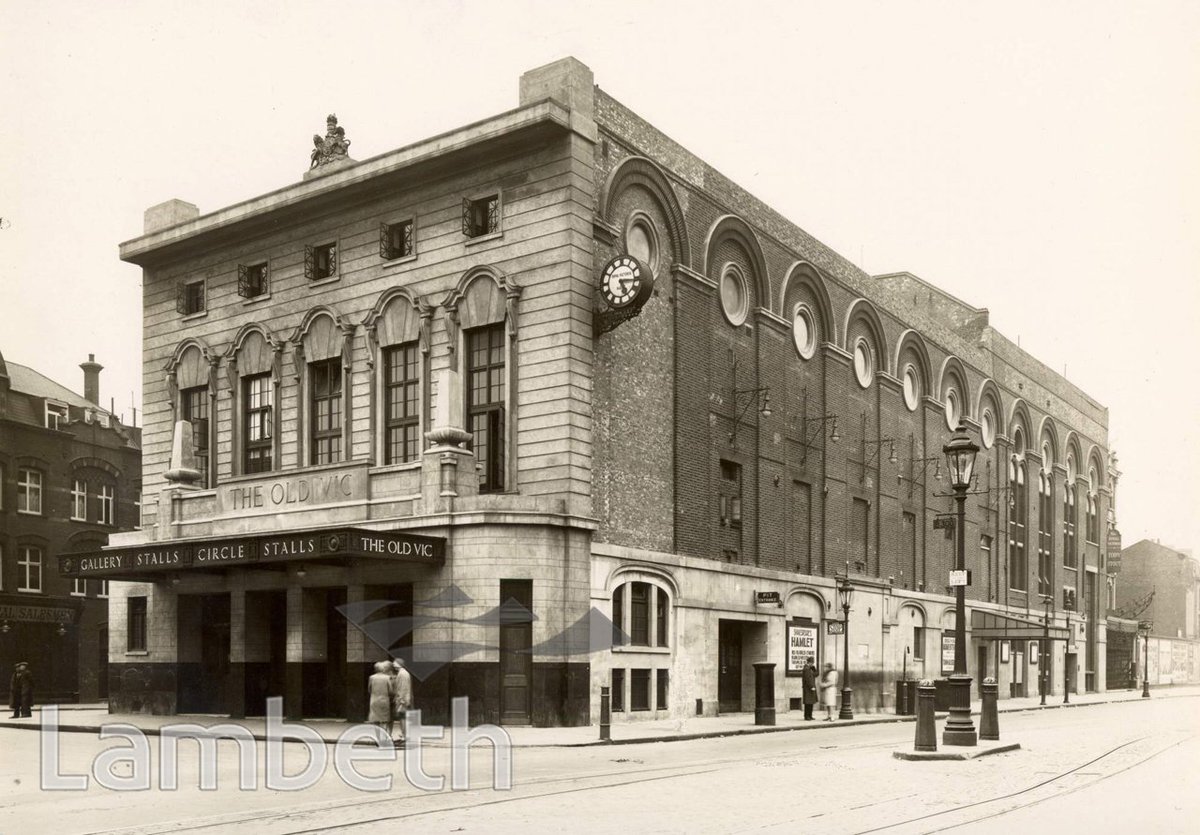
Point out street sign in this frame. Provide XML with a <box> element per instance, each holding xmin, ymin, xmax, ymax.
<box><xmin>1106</xmin><ymin>529</ymin><xmax>1123</xmax><ymax>573</ymax></box>
<box><xmin>949</xmin><ymin>569</ymin><xmax>972</xmax><ymax>587</ymax></box>
<box><xmin>933</xmin><ymin>517</ymin><xmax>955</xmax><ymax>530</ymax></box>
<box><xmin>756</xmin><ymin>590</ymin><xmax>782</xmax><ymax>607</ymax></box>
<box><xmin>827</xmin><ymin>621</ymin><xmax>845</xmax><ymax>635</ymax></box>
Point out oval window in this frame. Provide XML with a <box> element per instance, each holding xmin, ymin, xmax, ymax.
<box><xmin>902</xmin><ymin>365</ymin><xmax>920</xmax><ymax>411</ymax></box>
<box><xmin>944</xmin><ymin>387</ymin><xmax>960</xmax><ymax>429</ymax></box>
<box><xmin>853</xmin><ymin>339</ymin><xmax>874</xmax><ymax>388</ymax></box>
<box><xmin>793</xmin><ymin>305</ymin><xmax>815</xmax><ymax>359</ymax></box>
<box><xmin>720</xmin><ymin>265</ymin><xmax>748</xmax><ymax>326</ymax></box>
<box><xmin>981</xmin><ymin>408</ymin><xmax>995</xmax><ymax>448</ymax></box>
<box><xmin>626</xmin><ymin>220</ymin><xmax>656</xmax><ymax>273</ymax></box>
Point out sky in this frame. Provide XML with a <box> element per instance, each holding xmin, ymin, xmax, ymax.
<box><xmin>2</xmin><ymin>0</ymin><xmax>1198</xmax><ymax>555</ymax></box>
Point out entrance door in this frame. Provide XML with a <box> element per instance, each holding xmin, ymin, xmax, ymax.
<box><xmin>718</xmin><ymin>621</ymin><xmax>742</xmax><ymax>712</ymax></box>
<box><xmin>98</xmin><ymin>626</ymin><xmax>109</xmax><ymax>700</ymax></box>
<box><xmin>499</xmin><ymin>580</ymin><xmax>532</xmax><ymax>725</ymax></box>
<box><xmin>1011</xmin><ymin>643</ymin><xmax>1026</xmax><ymax>697</ymax></box>
<box><xmin>178</xmin><ymin>594</ymin><xmax>231</xmax><ymax>713</ymax></box>
<box><xmin>1085</xmin><ymin>572</ymin><xmax>1098</xmax><ymax>691</ymax></box>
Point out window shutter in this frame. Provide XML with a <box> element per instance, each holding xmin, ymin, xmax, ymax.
<box><xmin>176</xmin><ymin>282</ymin><xmax>187</xmax><ymax>314</ymax></box>
<box><xmin>462</xmin><ymin>198</ymin><xmax>474</xmax><ymax>236</ymax></box>
<box><xmin>304</xmin><ymin>245</ymin><xmax>315</xmax><ymax>280</ymax></box>
<box><xmin>237</xmin><ymin>264</ymin><xmax>250</xmax><ymax>298</ymax></box>
<box><xmin>486</xmin><ymin>197</ymin><xmax>499</xmax><ymax>234</ymax></box>
<box><xmin>379</xmin><ymin>222</ymin><xmax>390</xmax><ymax>259</ymax></box>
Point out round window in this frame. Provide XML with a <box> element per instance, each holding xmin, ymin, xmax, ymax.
<box><xmin>626</xmin><ymin>219</ymin><xmax>657</xmax><ymax>273</ymax></box>
<box><xmin>793</xmin><ymin>305</ymin><xmax>816</xmax><ymax>359</ymax></box>
<box><xmin>944</xmin><ymin>387</ymin><xmax>960</xmax><ymax>429</ymax></box>
<box><xmin>902</xmin><ymin>365</ymin><xmax>920</xmax><ymax>411</ymax></box>
<box><xmin>981</xmin><ymin>409</ymin><xmax>995</xmax><ymax>448</ymax></box>
<box><xmin>853</xmin><ymin>338</ymin><xmax>874</xmax><ymax>388</ymax></box>
<box><xmin>720</xmin><ymin>264</ymin><xmax>748</xmax><ymax>326</ymax></box>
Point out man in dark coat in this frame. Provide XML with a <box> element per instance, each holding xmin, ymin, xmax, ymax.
<box><xmin>801</xmin><ymin>658</ymin><xmax>818</xmax><ymax>720</ymax></box>
<box><xmin>10</xmin><ymin>662</ymin><xmax>33</xmax><ymax>718</ymax></box>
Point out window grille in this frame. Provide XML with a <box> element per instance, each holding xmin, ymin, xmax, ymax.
<box><xmin>238</xmin><ymin>263</ymin><xmax>268</xmax><ymax>298</ymax></box>
<box><xmin>177</xmin><ymin>281</ymin><xmax>205</xmax><ymax>315</ymax></box>
<box><xmin>462</xmin><ymin>195</ymin><xmax>499</xmax><ymax>237</ymax></box>
<box><xmin>380</xmin><ymin>220</ymin><xmax>414</xmax><ymax>259</ymax></box>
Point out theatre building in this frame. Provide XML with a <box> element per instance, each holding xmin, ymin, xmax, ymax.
<box><xmin>81</xmin><ymin>57</ymin><xmax>1117</xmax><ymax>725</ymax></box>
<box><xmin>1</xmin><ymin>351</ymin><xmax>141</xmax><ymax>702</ymax></box>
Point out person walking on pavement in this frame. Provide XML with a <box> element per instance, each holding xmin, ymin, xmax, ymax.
<box><xmin>819</xmin><ymin>661</ymin><xmax>839</xmax><ymax>721</ymax></box>
<box><xmin>802</xmin><ymin>658</ymin><xmax>818</xmax><ymax>720</ymax></box>
<box><xmin>367</xmin><ymin>661</ymin><xmax>395</xmax><ymax>740</ymax></box>
<box><xmin>9</xmin><ymin>661</ymin><xmax>34</xmax><ymax>719</ymax></box>
<box><xmin>391</xmin><ymin>658</ymin><xmax>413</xmax><ymax>745</ymax></box>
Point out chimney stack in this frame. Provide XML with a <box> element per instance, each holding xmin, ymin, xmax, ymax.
<box><xmin>80</xmin><ymin>354</ymin><xmax>103</xmax><ymax>405</ymax></box>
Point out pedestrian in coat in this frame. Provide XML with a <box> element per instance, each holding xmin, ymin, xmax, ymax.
<box><xmin>367</xmin><ymin>661</ymin><xmax>395</xmax><ymax>739</ymax></box>
<box><xmin>9</xmin><ymin>662</ymin><xmax>33</xmax><ymax>718</ymax></box>
<box><xmin>819</xmin><ymin>662</ymin><xmax>840</xmax><ymax>721</ymax></box>
<box><xmin>801</xmin><ymin>658</ymin><xmax>818</xmax><ymax>720</ymax></box>
<box><xmin>391</xmin><ymin>658</ymin><xmax>413</xmax><ymax>744</ymax></box>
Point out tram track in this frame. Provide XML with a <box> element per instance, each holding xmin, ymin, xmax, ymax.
<box><xmin>848</xmin><ymin>732</ymin><xmax>1194</xmax><ymax>835</ymax></box>
<box><xmin>83</xmin><ymin>736</ymin><xmax>904</xmax><ymax>835</ymax></box>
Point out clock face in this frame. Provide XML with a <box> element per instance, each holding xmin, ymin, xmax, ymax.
<box><xmin>601</xmin><ymin>256</ymin><xmax>643</xmax><ymax>308</ymax></box>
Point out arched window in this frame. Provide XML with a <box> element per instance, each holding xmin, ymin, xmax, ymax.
<box><xmin>1037</xmin><ymin>472</ymin><xmax>1053</xmax><ymax>596</ymax></box>
<box><xmin>1063</xmin><ymin>483</ymin><xmax>1077</xmax><ymax>568</ymax></box>
<box><xmin>1008</xmin><ymin>456</ymin><xmax>1027</xmax><ymax>591</ymax></box>
<box><xmin>226</xmin><ymin>325</ymin><xmax>283</xmax><ymax>476</ymax></box>
<box><xmin>612</xmin><ymin>581</ymin><xmax>671</xmax><ymax>648</ymax></box>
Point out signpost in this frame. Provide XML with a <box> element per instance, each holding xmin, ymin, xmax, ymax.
<box><xmin>1106</xmin><ymin>529</ymin><xmax>1123</xmax><ymax>573</ymax></box>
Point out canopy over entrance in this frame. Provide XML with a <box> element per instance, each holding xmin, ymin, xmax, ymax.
<box><xmin>59</xmin><ymin>527</ymin><xmax>445</xmax><ymax>582</ymax></box>
<box><xmin>970</xmin><ymin>608</ymin><xmax>1069</xmax><ymax>641</ymax></box>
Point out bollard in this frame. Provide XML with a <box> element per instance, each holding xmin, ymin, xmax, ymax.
<box><xmin>979</xmin><ymin>677</ymin><xmax>999</xmax><ymax>741</ymax></box>
<box><xmin>914</xmin><ymin>679</ymin><xmax>937</xmax><ymax>752</ymax></box>
<box><xmin>754</xmin><ymin>662</ymin><xmax>776</xmax><ymax>726</ymax></box>
<box><xmin>600</xmin><ymin>685</ymin><xmax>611</xmax><ymax>741</ymax></box>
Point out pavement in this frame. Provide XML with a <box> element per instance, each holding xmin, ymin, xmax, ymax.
<box><xmin>3</xmin><ymin>683</ymin><xmax>1196</xmax><ymax>747</ymax></box>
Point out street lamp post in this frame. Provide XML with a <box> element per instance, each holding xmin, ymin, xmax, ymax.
<box><xmin>1140</xmin><ymin>620</ymin><xmax>1152</xmax><ymax>698</ymax></box>
<box><xmin>942</xmin><ymin>424</ymin><xmax>979</xmax><ymax>747</ymax></box>
<box><xmin>1039</xmin><ymin>594</ymin><xmax>1052</xmax><ymax>706</ymax></box>
<box><xmin>838</xmin><ymin>578</ymin><xmax>854</xmax><ymax>720</ymax></box>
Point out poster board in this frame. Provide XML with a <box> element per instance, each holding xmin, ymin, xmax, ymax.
<box><xmin>786</xmin><ymin>620</ymin><xmax>818</xmax><ymax>676</ymax></box>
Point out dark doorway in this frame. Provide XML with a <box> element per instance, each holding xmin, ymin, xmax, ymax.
<box><xmin>1085</xmin><ymin>572</ymin><xmax>1098</xmax><ymax>692</ymax></box>
<box><xmin>302</xmin><ymin>587</ymin><xmax>348</xmax><ymax>718</ymax></box>
<box><xmin>244</xmin><ymin>590</ymin><xmax>286</xmax><ymax>716</ymax></box>
<box><xmin>498</xmin><ymin>579</ymin><xmax>532</xmax><ymax>725</ymax></box>
<box><xmin>178</xmin><ymin>594</ymin><xmax>231</xmax><ymax>713</ymax></box>
<box><xmin>975</xmin><ymin>645</ymin><xmax>987</xmax><ymax>698</ymax></box>
<box><xmin>98</xmin><ymin>625</ymin><xmax>109</xmax><ymax>700</ymax></box>
<box><xmin>718</xmin><ymin>620</ymin><xmax>743</xmax><ymax>712</ymax></box>
<box><xmin>364</xmin><ymin>583</ymin><xmax>415</xmax><ymax>661</ymax></box>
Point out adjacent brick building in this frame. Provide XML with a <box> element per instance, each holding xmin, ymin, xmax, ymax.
<box><xmin>1108</xmin><ymin>539</ymin><xmax>1200</xmax><ymax>688</ymax></box>
<box><xmin>0</xmin><ymin>350</ymin><xmax>141</xmax><ymax>702</ymax></box>
<box><xmin>80</xmin><ymin>57</ymin><xmax>1117</xmax><ymax>725</ymax></box>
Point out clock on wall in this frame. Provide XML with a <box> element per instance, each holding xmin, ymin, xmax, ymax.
<box><xmin>600</xmin><ymin>255</ymin><xmax>652</xmax><ymax>309</ymax></box>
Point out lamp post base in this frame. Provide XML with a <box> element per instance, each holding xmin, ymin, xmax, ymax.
<box><xmin>942</xmin><ymin>674</ymin><xmax>977</xmax><ymax>747</ymax></box>
<box><xmin>1142</xmin><ymin>680</ymin><xmax>1151</xmax><ymax>698</ymax></box>
<box><xmin>838</xmin><ymin>687</ymin><xmax>854</xmax><ymax>720</ymax></box>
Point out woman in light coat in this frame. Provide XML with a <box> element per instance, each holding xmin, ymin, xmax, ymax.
<box><xmin>367</xmin><ymin>661</ymin><xmax>395</xmax><ymax>737</ymax></box>
<box><xmin>819</xmin><ymin>662</ymin><xmax>840</xmax><ymax>721</ymax></box>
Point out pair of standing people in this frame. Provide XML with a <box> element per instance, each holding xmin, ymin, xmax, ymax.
<box><xmin>801</xmin><ymin>659</ymin><xmax>840</xmax><ymax>721</ymax></box>
<box><xmin>367</xmin><ymin>659</ymin><xmax>413</xmax><ymax>744</ymax></box>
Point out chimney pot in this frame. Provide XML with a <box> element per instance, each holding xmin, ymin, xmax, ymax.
<box><xmin>80</xmin><ymin>354</ymin><xmax>104</xmax><ymax>405</ymax></box>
